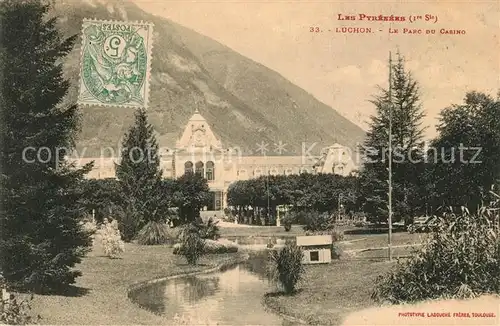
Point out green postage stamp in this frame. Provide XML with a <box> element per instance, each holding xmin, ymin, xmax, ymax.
<box><xmin>78</xmin><ymin>19</ymin><xmax>154</xmax><ymax>108</ymax></box>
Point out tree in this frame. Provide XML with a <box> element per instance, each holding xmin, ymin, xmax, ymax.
<box><xmin>172</xmin><ymin>173</ymin><xmax>211</xmax><ymax>226</ymax></box>
<box><xmin>226</xmin><ymin>173</ymin><xmax>361</xmax><ymax>226</ymax></box>
<box><xmin>0</xmin><ymin>0</ymin><xmax>93</xmax><ymax>293</ymax></box>
<box><xmin>359</xmin><ymin>52</ymin><xmax>426</xmax><ymax>223</ymax></box>
<box><xmin>115</xmin><ymin>109</ymin><xmax>166</xmax><ymax>240</ymax></box>
<box><xmin>80</xmin><ymin>178</ymin><xmax>123</xmax><ymax>224</ymax></box>
<box><xmin>429</xmin><ymin>91</ymin><xmax>500</xmax><ymax>211</ymax></box>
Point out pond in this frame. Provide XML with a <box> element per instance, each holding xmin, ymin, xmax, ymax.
<box><xmin>129</xmin><ymin>251</ymin><xmax>296</xmax><ymax>325</ymax></box>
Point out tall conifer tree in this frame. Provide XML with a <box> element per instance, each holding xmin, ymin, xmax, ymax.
<box><xmin>359</xmin><ymin>52</ymin><xmax>426</xmax><ymax>223</ymax></box>
<box><xmin>0</xmin><ymin>0</ymin><xmax>93</xmax><ymax>292</ymax></box>
<box><xmin>115</xmin><ymin>108</ymin><xmax>164</xmax><ymax>240</ymax></box>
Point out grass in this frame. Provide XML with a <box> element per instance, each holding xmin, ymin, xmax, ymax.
<box><xmin>264</xmin><ymin>259</ymin><xmax>396</xmax><ymax>325</ymax></box>
<box><xmin>220</xmin><ymin>225</ymin><xmax>306</xmax><ymax>237</ymax></box>
<box><xmin>354</xmin><ymin>246</ymin><xmax>419</xmax><ymax>259</ymax></box>
<box><xmin>341</xmin><ymin>231</ymin><xmax>425</xmax><ymax>250</ymax></box>
<box><xmin>28</xmin><ymin>225</ymin><xmax>422</xmax><ymax>325</ymax></box>
<box><xmin>29</xmin><ymin>242</ymin><xmax>245</xmax><ymax>325</ymax></box>
<box><xmin>220</xmin><ymin>224</ymin><xmax>424</xmax><ymax>248</ymax></box>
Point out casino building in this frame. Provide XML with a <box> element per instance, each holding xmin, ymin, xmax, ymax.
<box><xmin>77</xmin><ymin>110</ymin><xmax>358</xmax><ymax>210</ymax></box>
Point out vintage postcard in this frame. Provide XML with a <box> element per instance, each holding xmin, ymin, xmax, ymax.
<box><xmin>0</xmin><ymin>0</ymin><xmax>499</xmax><ymax>325</ymax></box>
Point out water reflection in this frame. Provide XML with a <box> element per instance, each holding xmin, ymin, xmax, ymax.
<box><xmin>131</xmin><ymin>281</ymin><xmax>167</xmax><ymax>314</ymax></box>
<box><xmin>242</xmin><ymin>252</ymin><xmax>272</xmax><ymax>281</ymax></box>
<box><xmin>180</xmin><ymin>276</ymin><xmax>220</xmax><ymax>302</ymax></box>
<box><xmin>131</xmin><ymin>251</ymin><xmax>289</xmax><ymax>325</ymax></box>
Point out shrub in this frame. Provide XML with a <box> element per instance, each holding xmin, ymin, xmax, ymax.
<box><xmin>0</xmin><ymin>274</ymin><xmax>41</xmax><ymax>325</ymax></box>
<box><xmin>206</xmin><ymin>239</ymin><xmax>237</xmax><ymax>254</ymax></box>
<box><xmin>178</xmin><ymin>223</ymin><xmax>205</xmax><ymax>265</ymax></box>
<box><xmin>80</xmin><ymin>215</ymin><xmax>98</xmax><ymax>245</ymax></box>
<box><xmin>197</xmin><ymin>218</ymin><xmax>220</xmax><ymax>240</ymax></box>
<box><xmin>165</xmin><ymin>226</ymin><xmax>182</xmax><ymax>245</ymax></box>
<box><xmin>98</xmin><ymin>218</ymin><xmax>125</xmax><ymax>258</ymax></box>
<box><xmin>137</xmin><ymin>221</ymin><xmax>171</xmax><ymax>245</ymax></box>
<box><xmin>115</xmin><ymin>204</ymin><xmax>141</xmax><ymax>242</ymax></box>
<box><xmin>267</xmin><ymin>242</ymin><xmax>305</xmax><ymax>294</ymax></box>
<box><xmin>204</xmin><ymin>239</ymin><xmax>238</xmax><ymax>254</ymax></box>
<box><xmin>173</xmin><ymin>239</ymin><xmax>238</xmax><ymax>254</ymax></box>
<box><xmin>372</xmin><ymin>207</ymin><xmax>500</xmax><ymax>304</ymax></box>
<box><xmin>282</xmin><ymin>215</ymin><xmax>292</xmax><ymax>232</ymax></box>
<box><xmin>0</xmin><ymin>292</ymin><xmax>41</xmax><ymax>325</ymax></box>
<box><xmin>302</xmin><ymin>211</ymin><xmax>333</xmax><ymax>232</ymax></box>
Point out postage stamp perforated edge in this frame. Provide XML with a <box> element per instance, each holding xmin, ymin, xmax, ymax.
<box><xmin>77</xmin><ymin>18</ymin><xmax>154</xmax><ymax>109</ymax></box>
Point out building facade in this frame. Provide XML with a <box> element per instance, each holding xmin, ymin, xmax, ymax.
<box><xmin>77</xmin><ymin>110</ymin><xmax>357</xmax><ymax>210</ymax></box>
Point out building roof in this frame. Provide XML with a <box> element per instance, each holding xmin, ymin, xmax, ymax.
<box><xmin>175</xmin><ymin>109</ymin><xmax>223</xmax><ymax>150</ymax></box>
<box><xmin>296</xmin><ymin>235</ymin><xmax>332</xmax><ymax>246</ymax></box>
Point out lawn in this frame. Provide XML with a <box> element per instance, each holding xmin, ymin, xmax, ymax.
<box><xmin>29</xmin><ymin>242</ymin><xmax>245</xmax><ymax>325</ymax></box>
<box><xmin>220</xmin><ymin>224</ymin><xmax>306</xmax><ymax>237</ymax></box>
<box><xmin>341</xmin><ymin>231</ymin><xmax>426</xmax><ymax>251</ymax></box>
<box><xmin>264</xmin><ymin>259</ymin><xmax>397</xmax><ymax>325</ymax></box>
<box><xmin>220</xmin><ymin>224</ymin><xmax>425</xmax><ymax>250</ymax></box>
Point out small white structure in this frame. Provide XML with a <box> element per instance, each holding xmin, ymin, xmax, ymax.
<box><xmin>296</xmin><ymin>235</ymin><xmax>332</xmax><ymax>264</ymax></box>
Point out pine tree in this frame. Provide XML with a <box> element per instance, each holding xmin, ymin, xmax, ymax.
<box><xmin>359</xmin><ymin>52</ymin><xmax>426</xmax><ymax>223</ymax></box>
<box><xmin>0</xmin><ymin>0</ymin><xmax>93</xmax><ymax>293</ymax></box>
<box><xmin>115</xmin><ymin>108</ymin><xmax>165</xmax><ymax>241</ymax></box>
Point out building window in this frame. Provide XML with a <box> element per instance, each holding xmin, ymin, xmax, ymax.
<box><xmin>270</xmin><ymin>168</ymin><xmax>278</xmax><ymax>176</ymax></box>
<box><xmin>310</xmin><ymin>251</ymin><xmax>319</xmax><ymax>262</ymax></box>
<box><xmin>206</xmin><ymin>161</ymin><xmax>214</xmax><ymax>181</ymax></box>
<box><xmin>254</xmin><ymin>169</ymin><xmax>262</xmax><ymax>177</ymax></box>
<box><xmin>184</xmin><ymin>161</ymin><xmax>193</xmax><ymax>174</ymax></box>
<box><xmin>195</xmin><ymin>161</ymin><xmax>204</xmax><ymax>176</ymax></box>
<box><xmin>300</xmin><ymin>168</ymin><xmax>308</xmax><ymax>174</ymax></box>
<box><xmin>285</xmin><ymin>168</ymin><xmax>293</xmax><ymax>175</ymax></box>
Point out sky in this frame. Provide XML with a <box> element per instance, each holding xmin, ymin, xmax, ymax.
<box><xmin>131</xmin><ymin>0</ymin><xmax>499</xmax><ymax>139</ymax></box>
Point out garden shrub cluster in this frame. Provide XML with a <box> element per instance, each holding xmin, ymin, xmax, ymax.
<box><xmin>267</xmin><ymin>242</ymin><xmax>305</xmax><ymax>294</ymax></box>
<box><xmin>0</xmin><ymin>292</ymin><xmax>40</xmax><ymax>325</ymax></box>
<box><xmin>0</xmin><ymin>274</ymin><xmax>40</xmax><ymax>325</ymax></box>
<box><xmin>173</xmin><ymin>218</ymin><xmax>230</xmax><ymax>260</ymax></box>
<box><xmin>137</xmin><ymin>221</ymin><xmax>171</xmax><ymax>245</ymax></box>
<box><xmin>372</xmin><ymin>207</ymin><xmax>500</xmax><ymax>304</ymax></box>
<box><xmin>197</xmin><ymin>217</ymin><xmax>220</xmax><ymax>240</ymax></box>
<box><xmin>177</xmin><ymin>224</ymin><xmax>205</xmax><ymax>265</ymax></box>
<box><xmin>173</xmin><ymin>239</ymin><xmax>238</xmax><ymax>255</ymax></box>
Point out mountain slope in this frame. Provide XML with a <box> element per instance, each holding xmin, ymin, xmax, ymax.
<box><xmin>54</xmin><ymin>0</ymin><xmax>365</xmax><ymax>156</ymax></box>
